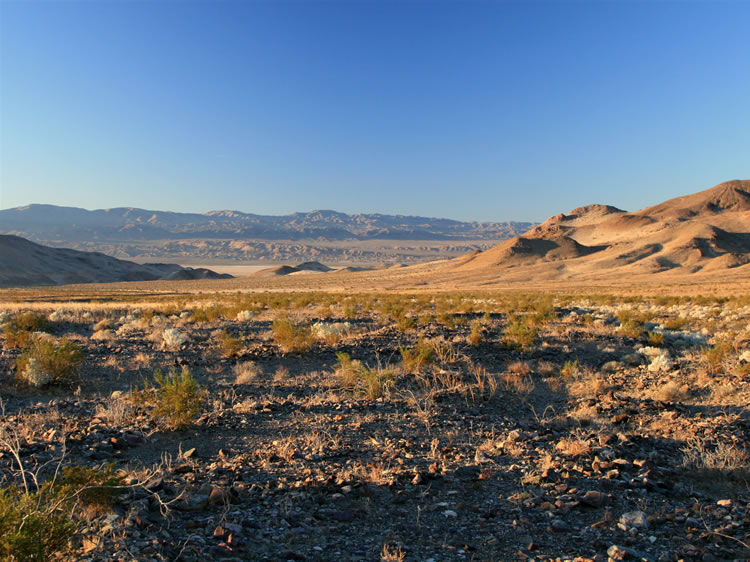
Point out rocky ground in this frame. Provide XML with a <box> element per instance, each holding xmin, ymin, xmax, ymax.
<box><xmin>1</xmin><ymin>293</ymin><xmax>749</xmax><ymax>561</ymax></box>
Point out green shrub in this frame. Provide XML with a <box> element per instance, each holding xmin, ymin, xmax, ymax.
<box><xmin>341</xmin><ymin>301</ymin><xmax>358</xmax><ymax>320</ymax></box>
<box><xmin>647</xmin><ymin>331</ymin><xmax>665</xmax><ymax>346</ymax></box>
<box><xmin>272</xmin><ymin>315</ymin><xmax>313</xmax><ymax>354</ymax></box>
<box><xmin>619</xmin><ymin>319</ymin><xmax>643</xmax><ymax>339</ymax></box>
<box><xmin>395</xmin><ymin>315</ymin><xmax>417</xmax><ymax>333</ymax></box>
<box><xmin>663</xmin><ymin>316</ymin><xmax>690</xmax><ymax>331</ymax></box>
<box><xmin>436</xmin><ymin>312</ymin><xmax>455</xmax><ymax>328</ymax></box>
<box><xmin>15</xmin><ymin>335</ymin><xmax>83</xmax><ymax>387</ymax></box>
<box><xmin>191</xmin><ymin>304</ymin><xmax>229</xmax><ymax>323</ymax></box>
<box><xmin>0</xmin><ymin>485</ymin><xmax>75</xmax><ymax>561</ymax></box>
<box><xmin>418</xmin><ymin>312</ymin><xmax>436</xmax><ymax>325</ymax></box>
<box><xmin>400</xmin><ymin>339</ymin><xmax>435</xmax><ymax>373</ymax></box>
<box><xmin>504</xmin><ymin>315</ymin><xmax>538</xmax><ymax>351</ymax></box>
<box><xmin>56</xmin><ymin>464</ymin><xmax>124</xmax><ymax>509</ymax></box>
<box><xmin>0</xmin><ymin>464</ymin><xmax>124</xmax><ymax>561</ymax></box>
<box><xmin>217</xmin><ymin>330</ymin><xmax>242</xmax><ymax>358</ymax></box>
<box><xmin>3</xmin><ymin>312</ymin><xmax>51</xmax><ymax>349</ymax></box>
<box><xmin>335</xmin><ymin>352</ymin><xmax>395</xmax><ymax>400</ymax></box>
<box><xmin>135</xmin><ymin>367</ymin><xmax>206</xmax><ymax>430</ymax></box>
<box><xmin>560</xmin><ymin>359</ymin><xmax>579</xmax><ymax>379</ymax></box>
<box><xmin>702</xmin><ymin>339</ymin><xmax>733</xmax><ymax>375</ymax></box>
<box><xmin>468</xmin><ymin>319</ymin><xmax>484</xmax><ymax>347</ymax></box>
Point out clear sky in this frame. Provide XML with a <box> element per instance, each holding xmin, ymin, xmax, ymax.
<box><xmin>1</xmin><ymin>0</ymin><xmax>748</xmax><ymax>222</ymax></box>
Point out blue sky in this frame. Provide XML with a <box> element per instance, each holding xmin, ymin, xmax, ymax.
<box><xmin>1</xmin><ymin>0</ymin><xmax>748</xmax><ymax>222</ymax></box>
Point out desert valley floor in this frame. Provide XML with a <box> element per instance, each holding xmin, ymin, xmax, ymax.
<box><xmin>1</xmin><ymin>275</ymin><xmax>749</xmax><ymax>561</ymax></box>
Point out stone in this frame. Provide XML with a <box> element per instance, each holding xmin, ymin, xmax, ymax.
<box><xmin>208</xmin><ymin>486</ymin><xmax>231</xmax><ymax>506</ymax></box>
<box><xmin>549</xmin><ymin>519</ymin><xmax>568</xmax><ymax>532</ymax></box>
<box><xmin>581</xmin><ymin>490</ymin><xmax>609</xmax><ymax>507</ymax></box>
<box><xmin>607</xmin><ymin>544</ymin><xmax>629</xmax><ymax>560</ymax></box>
<box><xmin>619</xmin><ymin>510</ymin><xmax>648</xmax><ymax>529</ymax></box>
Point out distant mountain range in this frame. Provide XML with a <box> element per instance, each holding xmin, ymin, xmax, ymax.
<box><xmin>0</xmin><ymin>205</ymin><xmax>533</xmax><ymax>263</ymax></box>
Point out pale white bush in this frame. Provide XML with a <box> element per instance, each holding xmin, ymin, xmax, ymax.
<box><xmin>637</xmin><ymin>346</ymin><xmax>661</xmax><ymax>358</ymax></box>
<box><xmin>664</xmin><ymin>330</ymin><xmax>706</xmax><ymax>348</ymax></box>
<box><xmin>236</xmin><ymin>310</ymin><xmax>254</xmax><ymax>322</ymax></box>
<box><xmin>0</xmin><ymin>311</ymin><xmax>9</xmax><ymax>325</ymax></box>
<box><xmin>649</xmin><ymin>353</ymin><xmax>672</xmax><ymax>372</ymax></box>
<box><xmin>47</xmin><ymin>308</ymin><xmax>94</xmax><ymax>323</ymax></box>
<box><xmin>311</xmin><ymin>321</ymin><xmax>351</xmax><ymax>341</ymax></box>
<box><xmin>21</xmin><ymin>357</ymin><xmax>54</xmax><ymax>388</ymax></box>
<box><xmin>116</xmin><ymin>322</ymin><xmax>139</xmax><ymax>336</ymax></box>
<box><xmin>161</xmin><ymin>328</ymin><xmax>187</xmax><ymax>350</ymax></box>
<box><xmin>637</xmin><ymin>346</ymin><xmax>673</xmax><ymax>372</ymax></box>
<box><xmin>48</xmin><ymin>309</ymin><xmax>64</xmax><ymax>322</ymax></box>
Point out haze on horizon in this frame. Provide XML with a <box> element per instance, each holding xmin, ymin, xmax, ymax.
<box><xmin>1</xmin><ymin>0</ymin><xmax>749</xmax><ymax>223</ymax></box>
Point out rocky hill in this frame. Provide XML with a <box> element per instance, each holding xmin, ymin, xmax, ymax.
<box><xmin>451</xmin><ymin>180</ymin><xmax>750</xmax><ymax>280</ymax></box>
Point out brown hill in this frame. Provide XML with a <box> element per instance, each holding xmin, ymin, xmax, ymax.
<box><xmin>0</xmin><ymin>235</ymin><xmax>230</xmax><ymax>288</ymax></box>
<box><xmin>450</xmin><ymin>180</ymin><xmax>750</xmax><ymax>281</ymax></box>
<box><xmin>294</xmin><ymin>261</ymin><xmax>334</xmax><ymax>272</ymax></box>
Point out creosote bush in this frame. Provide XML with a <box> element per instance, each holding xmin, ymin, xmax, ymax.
<box><xmin>15</xmin><ymin>335</ymin><xmax>83</xmax><ymax>387</ymax></box>
<box><xmin>647</xmin><ymin>331</ymin><xmax>665</xmax><ymax>346</ymax></box>
<box><xmin>619</xmin><ymin>319</ymin><xmax>644</xmax><ymax>339</ymax></box>
<box><xmin>134</xmin><ymin>367</ymin><xmax>206</xmax><ymax>430</ymax></box>
<box><xmin>468</xmin><ymin>319</ymin><xmax>484</xmax><ymax>347</ymax></box>
<box><xmin>663</xmin><ymin>316</ymin><xmax>690</xmax><ymax>331</ymax></box>
<box><xmin>701</xmin><ymin>339</ymin><xmax>733</xmax><ymax>375</ymax></box>
<box><xmin>400</xmin><ymin>338</ymin><xmax>435</xmax><ymax>373</ymax></box>
<box><xmin>560</xmin><ymin>359</ymin><xmax>579</xmax><ymax>379</ymax></box>
<box><xmin>272</xmin><ymin>315</ymin><xmax>313</xmax><ymax>354</ymax></box>
<box><xmin>0</xmin><ymin>485</ymin><xmax>76</xmax><ymax>561</ymax></box>
<box><xmin>217</xmin><ymin>329</ymin><xmax>243</xmax><ymax>358</ymax></box>
<box><xmin>2</xmin><ymin>312</ymin><xmax>51</xmax><ymax>349</ymax></box>
<box><xmin>335</xmin><ymin>352</ymin><xmax>395</xmax><ymax>400</ymax></box>
<box><xmin>504</xmin><ymin>315</ymin><xmax>538</xmax><ymax>351</ymax></box>
<box><xmin>0</xmin><ymin>464</ymin><xmax>124</xmax><ymax>561</ymax></box>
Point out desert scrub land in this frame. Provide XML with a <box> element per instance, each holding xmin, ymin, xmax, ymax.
<box><xmin>0</xmin><ymin>291</ymin><xmax>749</xmax><ymax>561</ymax></box>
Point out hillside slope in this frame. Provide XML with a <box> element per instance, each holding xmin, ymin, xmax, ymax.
<box><xmin>0</xmin><ymin>235</ymin><xmax>230</xmax><ymax>288</ymax></box>
<box><xmin>452</xmin><ymin>180</ymin><xmax>750</xmax><ymax>280</ymax></box>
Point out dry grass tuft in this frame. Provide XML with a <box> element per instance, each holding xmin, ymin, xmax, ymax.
<box><xmin>568</xmin><ymin>371</ymin><xmax>610</xmax><ymax>397</ymax></box>
<box><xmin>234</xmin><ymin>362</ymin><xmax>261</xmax><ymax>385</ymax></box>
<box><xmin>555</xmin><ymin>436</ymin><xmax>592</xmax><ymax>457</ymax></box>
<box><xmin>95</xmin><ymin>395</ymin><xmax>133</xmax><ymax>425</ymax></box>
<box><xmin>649</xmin><ymin>381</ymin><xmax>690</xmax><ymax>403</ymax></box>
<box><xmin>682</xmin><ymin>437</ymin><xmax>750</xmax><ymax>480</ymax></box>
